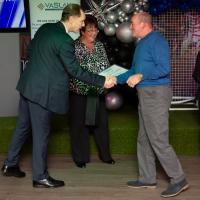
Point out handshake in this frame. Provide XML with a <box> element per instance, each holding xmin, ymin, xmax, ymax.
<box><xmin>104</xmin><ymin>75</ymin><xmax>117</xmax><ymax>89</ymax></box>
<box><xmin>103</xmin><ymin>73</ymin><xmax>143</xmax><ymax>89</ymax></box>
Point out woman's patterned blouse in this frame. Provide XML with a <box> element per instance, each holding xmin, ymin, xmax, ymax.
<box><xmin>69</xmin><ymin>39</ymin><xmax>110</xmax><ymax>95</ymax></box>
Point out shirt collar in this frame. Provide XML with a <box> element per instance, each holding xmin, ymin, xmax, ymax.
<box><xmin>61</xmin><ymin>21</ymin><xmax>68</xmax><ymax>33</ymax></box>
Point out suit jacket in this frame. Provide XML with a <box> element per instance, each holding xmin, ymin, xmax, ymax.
<box><xmin>17</xmin><ymin>22</ymin><xmax>105</xmax><ymax>114</ymax></box>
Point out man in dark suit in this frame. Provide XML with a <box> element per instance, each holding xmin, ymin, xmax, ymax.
<box><xmin>1</xmin><ymin>4</ymin><xmax>115</xmax><ymax>188</ymax></box>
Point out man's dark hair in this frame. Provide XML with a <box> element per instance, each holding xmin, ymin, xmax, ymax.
<box><xmin>61</xmin><ymin>4</ymin><xmax>82</xmax><ymax>21</ymax></box>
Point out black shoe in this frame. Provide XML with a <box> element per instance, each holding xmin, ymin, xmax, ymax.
<box><xmin>75</xmin><ymin>162</ymin><xmax>86</xmax><ymax>168</ymax></box>
<box><xmin>102</xmin><ymin>159</ymin><xmax>115</xmax><ymax>165</ymax></box>
<box><xmin>33</xmin><ymin>176</ymin><xmax>65</xmax><ymax>188</ymax></box>
<box><xmin>1</xmin><ymin>164</ymin><xmax>26</xmax><ymax>178</ymax></box>
<box><xmin>161</xmin><ymin>178</ymin><xmax>189</xmax><ymax>198</ymax></box>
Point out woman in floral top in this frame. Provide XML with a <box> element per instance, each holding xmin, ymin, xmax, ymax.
<box><xmin>69</xmin><ymin>15</ymin><xmax>115</xmax><ymax>168</ymax></box>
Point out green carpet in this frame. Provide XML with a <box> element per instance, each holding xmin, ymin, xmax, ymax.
<box><xmin>0</xmin><ymin>106</ymin><xmax>200</xmax><ymax>155</ymax></box>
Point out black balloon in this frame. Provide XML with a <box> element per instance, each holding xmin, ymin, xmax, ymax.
<box><xmin>120</xmin><ymin>61</ymin><xmax>130</xmax><ymax>68</ymax></box>
<box><xmin>108</xmin><ymin>55</ymin><xmax>117</xmax><ymax>64</ymax></box>
<box><xmin>107</xmin><ymin>36</ymin><xmax>119</xmax><ymax>47</ymax></box>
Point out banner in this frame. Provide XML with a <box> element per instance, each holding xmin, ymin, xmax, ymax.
<box><xmin>29</xmin><ymin>0</ymin><xmax>80</xmax><ymax>39</ymax></box>
<box><xmin>20</xmin><ymin>0</ymin><xmax>80</xmax><ymax>70</ymax></box>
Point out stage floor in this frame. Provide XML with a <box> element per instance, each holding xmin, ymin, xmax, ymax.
<box><xmin>0</xmin><ymin>155</ymin><xmax>199</xmax><ymax>200</ymax></box>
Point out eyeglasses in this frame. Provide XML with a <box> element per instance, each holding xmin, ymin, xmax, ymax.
<box><xmin>85</xmin><ymin>28</ymin><xmax>99</xmax><ymax>33</ymax></box>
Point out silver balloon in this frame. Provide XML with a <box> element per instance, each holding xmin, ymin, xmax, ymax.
<box><xmin>139</xmin><ymin>0</ymin><xmax>148</xmax><ymax>6</ymax></box>
<box><xmin>106</xmin><ymin>11</ymin><xmax>118</xmax><ymax>23</ymax></box>
<box><xmin>124</xmin><ymin>15</ymin><xmax>130</xmax><ymax>22</ymax></box>
<box><xmin>85</xmin><ymin>0</ymin><xmax>124</xmax><ymax>24</ymax></box>
<box><xmin>119</xmin><ymin>11</ymin><xmax>126</xmax><ymax>18</ymax></box>
<box><xmin>114</xmin><ymin>22</ymin><xmax>119</xmax><ymax>28</ymax></box>
<box><xmin>116</xmin><ymin>22</ymin><xmax>134</xmax><ymax>43</ymax></box>
<box><xmin>134</xmin><ymin>6</ymin><xmax>140</xmax><ymax>12</ymax></box>
<box><xmin>134</xmin><ymin>2</ymin><xmax>139</xmax><ymax>7</ymax></box>
<box><xmin>134</xmin><ymin>3</ymin><xmax>140</xmax><ymax>11</ymax></box>
<box><xmin>116</xmin><ymin>8</ymin><xmax>124</xmax><ymax>16</ymax></box>
<box><xmin>138</xmin><ymin>1</ymin><xmax>143</xmax><ymax>5</ymax></box>
<box><xmin>121</xmin><ymin>0</ymin><xmax>134</xmax><ymax>14</ymax></box>
<box><xmin>85</xmin><ymin>0</ymin><xmax>147</xmax><ymax>39</ymax></box>
<box><xmin>104</xmin><ymin>24</ymin><xmax>116</xmax><ymax>36</ymax></box>
<box><xmin>98</xmin><ymin>21</ymin><xmax>105</xmax><ymax>30</ymax></box>
<box><xmin>105</xmin><ymin>92</ymin><xmax>123</xmax><ymax>110</ymax></box>
<box><xmin>118</xmin><ymin>16</ymin><xmax>125</xmax><ymax>23</ymax></box>
<box><xmin>138</xmin><ymin>9</ymin><xmax>145</xmax><ymax>12</ymax></box>
<box><xmin>107</xmin><ymin>0</ymin><xmax>116</xmax><ymax>6</ymax></box>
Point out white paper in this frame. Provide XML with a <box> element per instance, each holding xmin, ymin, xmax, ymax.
<box><xmin>99</xmin><ymin>64</ymin><xmax>128</xmax><ymax>76</ymax></box>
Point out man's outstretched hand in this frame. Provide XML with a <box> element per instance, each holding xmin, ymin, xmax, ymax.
<box><xmin>104</xmin><ymin>76</ymin><xmax>117</xmax><ymax>89</ymax></box>
<box><xmin>126</xmin><ymin>74</ymin><xmax>143</xmax><ymax>88</ymax></box>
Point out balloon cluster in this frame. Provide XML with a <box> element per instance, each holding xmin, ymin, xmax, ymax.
<box><xmin>85</xmin><ymin>0</ymin><xmax>149</xmax><ymax>43</ymax></box>
<box><xmin>149</xmin><ymin>0</ymin><xmax>200</xmax><ymax>15</ymax></box>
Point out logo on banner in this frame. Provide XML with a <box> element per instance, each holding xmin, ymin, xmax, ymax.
<box><xmin>37</xmin><ymin>2</ymin><xmax>68</xmax><ymax>11</ymax></box>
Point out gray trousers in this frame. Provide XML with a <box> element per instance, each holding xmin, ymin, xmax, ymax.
<box><xmin>5</xmin><ymin>95</ymin><xmax>52</xmax><ymax>181</ymax></box>
<box><xmin>137</xmin><ymin>85</ymin><xmax>185</xmax><ymax>184</ymax></box>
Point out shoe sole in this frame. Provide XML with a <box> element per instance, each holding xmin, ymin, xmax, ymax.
<box><xmin>128</xmin><ymin>185</ymin><xmax>157</xmax><ymax>189</ymax></box>
<box><xmin>2</xmin><ymin>173</ymin><xmax>25</xmax><ymax>178</ymax></box>
<box><xmin>161</xmin><ymin>184</ymin><xmax>189</xmax><ymax>198</ymax></box>
<box><xmin>33</xmin><ymin>184</ymin><xmax>51</xmax><ymax>188</ymax></box>
<box><xmin>33</xmin><ymin>184</ymin><xmax>65</xmax><ymax>188</ymax></box>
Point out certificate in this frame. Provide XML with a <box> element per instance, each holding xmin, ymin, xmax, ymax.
<box><xmin>99</xmin><ymin>64</ymin><xmax>128</xmax><ymax>76</ymax></box>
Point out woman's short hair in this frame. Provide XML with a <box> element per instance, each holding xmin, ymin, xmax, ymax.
<box><xmin>80</xmin><ymin>15</ymin><xmax>98</xmax><ymax>33</ymax></box>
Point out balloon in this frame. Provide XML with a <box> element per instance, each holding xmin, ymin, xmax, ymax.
<box><xmin>119</xmin><ymin>11</ymin><xmax>126</xmax><ymax>18</ymax></box>
<box><xmin>116</xmin><ymin>8</ymin><xmax>124</xmax><ymax>16</ymax></box>
<box><xmin>107</xmin><ymin>0</ymin><xmax>116</xmax><ymax>7</ymax></box>
<box><xmin>120</xmin><ymin>60</ymin><xmax>130</xmax><ymax>68</ymax></box>
<box><xmin>114</xmin><ymin>22</ymin><xmax>120</xmax><ymax>28</ymax></box>
<box><xmin>134</xmin><ymin>5</ymin><xmax>140</xmax><ymax>12</ymax></box>
<box><xmin>105</xmin><ymin>92</ymin><xmax>123</xmax><ymax>110</ymax></box>
<box><xmin>124</xmin><ymin>15</ymin><xmax>130</xmax><ymax>22</ymax></box>
<box><xmin>98</xmin><ymin>21</ymin><xmax>105</xmax><ymax>30</ymax></box>
<box><xmin>114</xmin><ymin>47</ymin><xmax>120</xmax><ymax>53</ymax></box>
<box><xmin>118</xmin><ymin>16</ymin><xmax>125</xmax><ymax>23</ymax></box>
<box><xmin>106</xmin><ymin>11</ymin><xmax>118</xmax><ymax>24</ymax></box>
<box><xmin>104</xmin><ymin>24</ymin><xmax>116</xmax><ymax>36</ymax></box>
<box><xmin>84</xmin><ymin>0</ymin><xmax>149</xmax><ymax>43</ymax></box>
<box><xmin>121</xmin><ymin>0</ymin><xmax>134</xmax><ymax>14</ymax></box>
<box><xmin>107</xmin><ymin>36</ymin><xmax>119</xmax><ymax>46</ymax></box>
<box><xmin>116</xmin><ymin>46</ymin><xmax>130</xmax><ymax>61</ymax></box>
<box><xmin>108</xmin><ymin>54</ymin><xmax>117</xmax><ymax>64</ymax></box>
<box><xmin>116</xmin><ymin>22</ymin><xmax>134</xmax><ymax>43</ymax></box>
